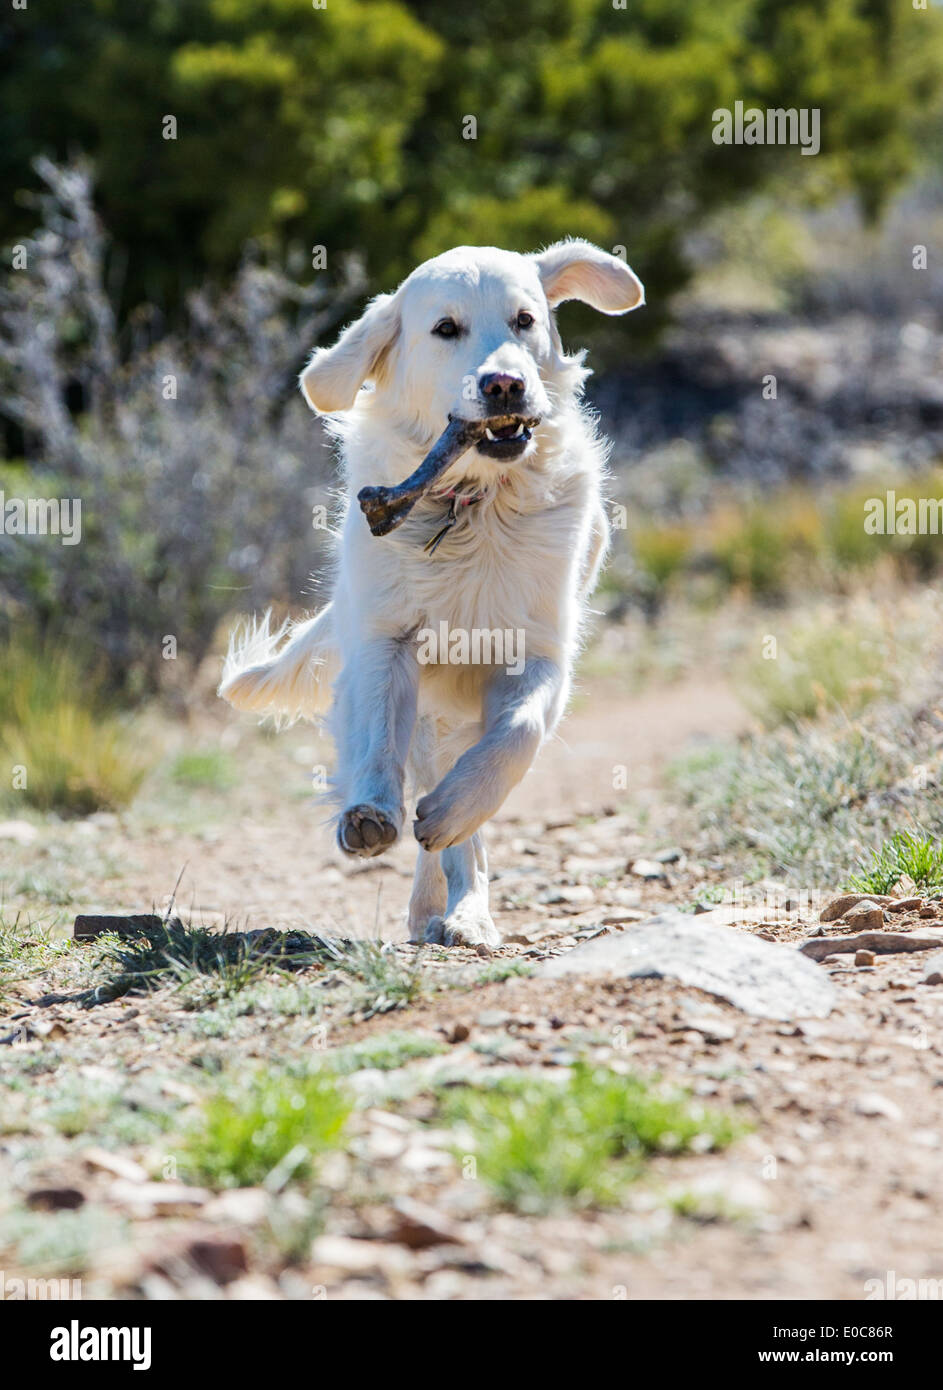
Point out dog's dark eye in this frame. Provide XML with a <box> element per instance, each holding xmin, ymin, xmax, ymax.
<box><xmin>516</xmin><ymin>310</ymin><xmax>535</xmax><ymax>330</ymax></box>
<box><xmin>432</xmin><ymin>318</ymin><xmax>460</xmax><ymax>339</ymax></box>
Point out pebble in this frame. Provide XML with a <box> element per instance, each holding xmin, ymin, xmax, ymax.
<box><xmin>0</xmin><ymin>819</ymin><xmax>39</xmax><ymax>845</ymax></box>
<box><xmin>853</xmin><ymin>1093</ymin><xmax>903</xmax><ymax>1122</ymax></box>
<box><xmin>629</xmin><ymin>859</ymin><xmax>667</xmax><ymax>880</ymax></box>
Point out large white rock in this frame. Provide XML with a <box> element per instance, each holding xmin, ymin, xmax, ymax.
<box><xmin>538</xmin><ymin>912</ymin><xmax>836</xmax><ymax>1020</ymax></box>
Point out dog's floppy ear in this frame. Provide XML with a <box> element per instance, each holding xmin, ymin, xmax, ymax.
<box><xmin>532</xmin><ymin>239</ymin><xmax>644</xmax><ymax>315</ymax></box>
<box><xmin>300</xmin><ymin>292</ymin><xmax>400</xmax><ymax>413</ymax></box>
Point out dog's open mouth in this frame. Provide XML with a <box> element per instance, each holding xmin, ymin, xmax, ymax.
<box><xmin>476</xmin><ymin>414</ymin><xmax>538</xmax><ymax>460</ymax></box>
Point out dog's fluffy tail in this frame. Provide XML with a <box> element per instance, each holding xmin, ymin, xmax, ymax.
<box><xmin>218</xmin><ymin>603</ymin><xmax>338</xmax><ymax>722</ymax></box>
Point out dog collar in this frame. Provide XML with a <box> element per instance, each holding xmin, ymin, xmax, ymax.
<box><xmin>423</xmin><ymin>475</ymin><xmax>509</xmax><ymax>555</ymax></box>
<box><xmin>423</xmin><ymin>493</ymin><xmax>482</xmax><ymax>555</ymax></box>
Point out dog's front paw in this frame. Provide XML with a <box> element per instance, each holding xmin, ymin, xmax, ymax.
<box><xmin>337</xmin><ymin>803</ymin><xmax>400</xmax><ymax>858</ymax></box>
<box><xmin>413</xmin><ymin>785</ymin><xmax>488</xmax><ymax>853</ymax></box>
<box><xmin>423</xmin><ymin>908</ymin><xmax>501</xmax><ymax>949</ymax></box>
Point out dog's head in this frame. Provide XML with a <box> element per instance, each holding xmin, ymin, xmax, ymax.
<box><xmin>300</xmin><ymin>241</ymin><xmax>643</xmax><ymax>464</ymax></box>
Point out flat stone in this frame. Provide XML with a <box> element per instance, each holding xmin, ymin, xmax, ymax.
<box><xmin>537</xmin><ymin>912</ymin><xmax>835</xmax><ymax>1020</ymax></box>
<box><xmin>73</xmin><ymin>913</ymin><xmax>165</xmax><ymax>941</ymax></box>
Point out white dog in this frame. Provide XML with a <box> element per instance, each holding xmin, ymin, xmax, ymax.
<box><xmin>219</xmin><ymin>240</ymin><xmax>643</xmax><ymax>947</ymax></box>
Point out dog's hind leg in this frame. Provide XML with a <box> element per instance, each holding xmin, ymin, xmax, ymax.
<box><xmin>332</xmin><ymin>636</ymin><xmax>419</xmax><ymax>857</ymax></box>
<box><xmin>422</xmin><ymin>832</ymin><xmax>499</xmax><ymax>948</ymax></box>
<box><xmin>407</xmin><ymin>847</ymin><xmax>447</xmax><ymax>943</ymax></box>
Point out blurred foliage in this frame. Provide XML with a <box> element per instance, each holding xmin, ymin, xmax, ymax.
<box><xmin>0</xmin><ymin>162</ymin><xmax>351</xmax><ymax>698</ymax></box>
<box><xmin>0</xmin><ymin>632</ymin><xmax>151</xmax><ymax>814</ymax></box>
<box><xmin>740</xmin><ymin>610</ymin><xmax>895</xmax><ymax>728</ymax></box>
<box><xmin>2</xmin><ymin>0</ymin><xmax>941</xmax><ymax>325</ymax></box>
<box><xmin>625</xmin><ymin>470</ymin><xmax>943</xmax><ymax>612</ymax></box>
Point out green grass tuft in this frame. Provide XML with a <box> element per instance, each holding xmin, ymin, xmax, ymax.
<box><xmin>183</xmin><ymin>1070</ymin><xmax>351</xmax><ymax>1189</ymax></box>
<box><xmin>443</xmin><ymin>1063</ymin><xmax>742</xmax><ymax>1213</ymax></box>
<box><xmin>847</xmin><ymin>830</ymin><xmax>943</xmax><ymax>895</ymax></box>
<box><xmin>170</xmin><ymin>749</ymin><xmax>236</xmax><ymax>790</ymax></box>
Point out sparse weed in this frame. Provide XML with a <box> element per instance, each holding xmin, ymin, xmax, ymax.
<box><xmin>183</xmin><ymin>1070</ymin><xmax>350</xmax><ymax>1189</ymax></box>
<box><xmin>847</xmin><ymin>830</ymin><xmax>943</xmax><ymax>895</ymax></box>
<box><xmin>442</xmin><ymin>1063</ymin><xmax>742</xmax><ymax>1213</ymax></box>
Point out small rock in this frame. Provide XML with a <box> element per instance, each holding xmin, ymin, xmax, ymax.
<box><xmin>654</xmin><ymin>847</ymin><xmax>684</xmax><ymax>864</ymax></box>
<box><xmin>855</xmin><ymin>950</ymin><xmax>876</xmax><ymax>967</ymax></box>
<box><xmin>886</xmin><ymin>897</ymin><xmax>924</xmax><ymax>913</ymax></box>
<box><xmin>204</xmin><ymin>1188</ymin><xmax>270</xmax><ymax>1224</ymax></box>
<box><xmin>475</xmin><ymin>943</ymin><xmax>492</xmax><ymax>959</ymax></box>
<box><xmin>820</xmin><ymin>893</ymin><xmax>890</xmax><ymax>922</ymax></box>
<box><xmin>27</xmin><ymin>1187</ymin><xmax>85</xmax><ymax>1211</ymax></box>
<box><xmin>185</xmin><ymin>1236</ymin><xmax>248</xmax><ymax>1286</ymax></box>
<box><xmin>844</xmin><ymin>902</ymin><xmax>886</xmax><ymax>931</ymax></box>
<box><xmin>83</xmin><ymin>1147</ymin><xmax>148</xmax><ymax>1184</ymax></box>
<box><xmin>108</xmin><ymin>1179</ymin><xmax>210</xmax><ymax>1213</ymax></box>
<box><xmin>476</xmin><ymin>1010</ymin><xmax>513</xmax><ymax>1028</ymax></box>
<box><xmin>388</xmin><ymin>1197</ymin><xmax>465</xmax><ymax>1249</ymax></box>
<box><xmin>28</xmin><ymin>1018</ymin><xmax>68</xmax><ymax>1041</ymax></box>
<box><xmin>600</xmin><ymin>909</ymin><xmax>647</xmax><ymax>926</ymax></box>
<box><xmin>610</xmin><ymin>888</ymin><xmax>643</xmax><ymax>908</ymax></box>
<box><xmin>444</xmin><ymin>1021</ymin><xmax>470</xmax><ymax>1044</ymax></box>
<box><xmin>924</xmin><ymin>954</ymin><xmax>943</xmax><ymax>986</ymax></box>
<box><xmin>919</xmin><ymin>906</ymin><xmax>939</xmax><ymax>919</ymax></box>
<box><xmin>854</xmin><ymin>1093</ymin><xmax>903</xmax><ymax>1122</ymax></box>
<box><xmin>0</xmin><ymin>820</ymin><xmax>39</xmax><ymax>845</ymax></box>
<box><xmin>311</xmin><ymin>1234</ymin><xmax>414</xmax><ymax>1276</ymax></box>
<box><xmin>629</xmin><ymin>859</ymin><xmax>667</xmax><ymax>880</ymax></box>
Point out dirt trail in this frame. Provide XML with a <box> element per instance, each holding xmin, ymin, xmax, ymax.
<box><xmin>9</xmin><ymin>669</ymin><xmax>943</xmax><ymax>1301</ymax></box>
<box><xmin>116</xmin><ymin>675</ymin><xmax>747</xmax><ymax>940</ymax></box>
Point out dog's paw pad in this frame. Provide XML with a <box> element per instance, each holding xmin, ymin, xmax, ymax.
<box><xmin>338</xmin><ymin>804</ymin><xmax>399</xmax><ymax>858</ymax></box>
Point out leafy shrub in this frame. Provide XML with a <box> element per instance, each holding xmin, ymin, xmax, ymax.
<box><xmin>0</xmin><ymin>161</ymin><xmax>360</xmax><ymax>698</ymax></box>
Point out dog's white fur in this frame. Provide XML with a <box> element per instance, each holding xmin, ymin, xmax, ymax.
<box><xmin>219</xmin><ymin>241</ymin><xmax>643</xmax><ymax>946</ymax></box>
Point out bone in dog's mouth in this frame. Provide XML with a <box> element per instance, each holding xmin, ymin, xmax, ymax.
<box><xmin>477</xmin><ymin>415</ymin><xmax>535</xmax><ymax>458</ymax></box>
<box><xmin>357</xmin><ymin>413</ymin><xmax>539</xmax><ymax>537</ymax></box>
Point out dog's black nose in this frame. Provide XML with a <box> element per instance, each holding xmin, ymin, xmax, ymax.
<box><xmin>479</xmin><ymin>372</ymin><xmax>525</xmax><ymax>408</ymax></box>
